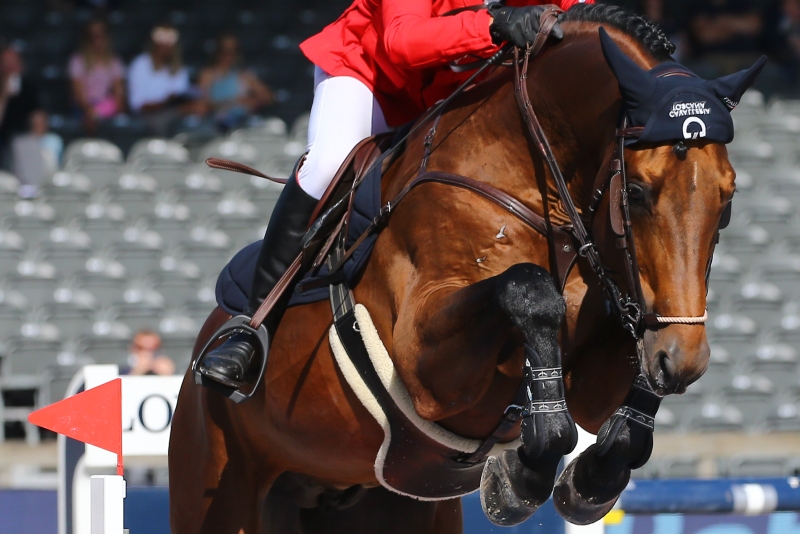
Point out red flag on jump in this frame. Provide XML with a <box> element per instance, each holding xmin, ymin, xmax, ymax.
<box><xmin>28</xmin><ymin>378</ymin><xmax>123</xmax><ymax>475</ymax></box>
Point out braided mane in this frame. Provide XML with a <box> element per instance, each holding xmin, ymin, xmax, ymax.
<box><xmin>561</xmin><ymin>4</ymin><xmax>676</xmax><ymax>62</ymax></box>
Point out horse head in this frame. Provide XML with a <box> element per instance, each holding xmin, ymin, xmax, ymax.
<box><xmin>593</xmin><ymin>28</ymin><xmax>765</xmax><ymax>395</ymax></box>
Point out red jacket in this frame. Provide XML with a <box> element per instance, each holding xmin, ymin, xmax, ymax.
<box><xmin>300</xmin><ymin>0</ymin><xmax>592</xmax><ymax>126</ymax></box>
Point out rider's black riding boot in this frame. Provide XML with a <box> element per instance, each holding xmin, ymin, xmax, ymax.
<box><xmin>198</xmin><ymin>174</ymin><xmax>317</xmax><ymax>388</ymax></box>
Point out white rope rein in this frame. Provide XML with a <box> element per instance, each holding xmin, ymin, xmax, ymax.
<box><xmin>653</xmin><ymin>308</ymin><xmax>709</xmax><ymax>325</ymax></box>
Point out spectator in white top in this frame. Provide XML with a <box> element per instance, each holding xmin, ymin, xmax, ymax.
<box><xmin>128</xmin><ymin>24</ymin><xmax>202</xmax><ymax>136</ymax></box>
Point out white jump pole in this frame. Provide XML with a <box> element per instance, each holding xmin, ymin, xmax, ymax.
<box><xmin>90</xmin><ymin>475</ymin><xmax>126</xmax><ymax>534</ymax></box>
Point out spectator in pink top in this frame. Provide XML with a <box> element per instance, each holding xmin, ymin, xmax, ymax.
<box><xmin>68</xmin><ymin>19</ymin><xmax>125</xmax><ymax>135</ymax></box>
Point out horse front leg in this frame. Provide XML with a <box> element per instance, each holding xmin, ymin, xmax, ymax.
<box><xmin>475</xmin><ymin>264</ymin><xmax>578</xmax><ymax>526</ymax></box>
<box><xmin>394</xmin><ymin>263</ymin><xmax>577</xmax><ymax>525</ymax></box>
<box><xmin>552</xmin><ymin>374</ymin><xmax>661</xmax><ymax>525</ymax></box>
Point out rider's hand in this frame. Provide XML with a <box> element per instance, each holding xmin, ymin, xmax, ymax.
<box><xmin>487</xmin><ymin>4</ymin><xmax>564</xmax><ymax>49</ymax></box>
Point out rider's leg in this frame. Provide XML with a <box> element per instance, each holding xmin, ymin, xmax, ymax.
<box><xmin>199</xmin><ymin>68</ymin><xmax>390</xmax><ymax>388</ymax></box>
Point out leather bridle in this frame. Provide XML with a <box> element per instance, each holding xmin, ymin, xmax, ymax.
<box><xmin>511</xmin><ymin>11</ymin><xmax>710</xmax><ymax>340</ymax></box>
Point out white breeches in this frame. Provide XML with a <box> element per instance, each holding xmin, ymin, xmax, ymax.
<box><xmin>297</xmin><ymin>67</ymin><xmax>391</xmax><ymax>200</ymax></box>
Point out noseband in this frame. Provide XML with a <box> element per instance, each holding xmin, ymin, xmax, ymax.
<box><xmin>512</xmin><ymin>33</ymin><xmax>710</xmax><ymax>340</ymax></box>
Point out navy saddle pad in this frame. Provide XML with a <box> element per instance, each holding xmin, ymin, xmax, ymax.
<box><xmin>215</xmin><ymin>161</ymin><xmax>384</xmax><ymax>316</ymax></box>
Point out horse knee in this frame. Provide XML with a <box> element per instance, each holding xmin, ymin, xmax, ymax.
<box><xmin>495</xmin><ymin>263</ymin><xmax>565</xmax><ymax>336</ymax></box>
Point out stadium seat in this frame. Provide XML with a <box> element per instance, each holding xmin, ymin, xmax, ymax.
<box><xmin>764</xmin><ymin>402</ymin><xmax>800</xmax><ymax>432</ymax></box>
<box><xmin>150</xmin><ymin>192</ymin><xmax>191</xmax><ymax>245</ymax></box>
<box><xmin>689</xmin><ymin>401</ymin><xmax>745</xmax><ymax>432</ymax></box>
<box><xmin>727</xmin><ymin>137</ymin><xmax>775</xmax><ymax>169</ymax></box>
<box><xmin>656</xmin><ymin>456</ymin><xmax>701</xmax><ymax>479</ymax></box>
<box><xmin>128</xmin><ymin>138</ymin><xmax>190</xmax><ymax>168</ymax></box>
<box><xmin>64</xmin><ymin>139</ymin><xmax>125</xmax><ymax>187</ymax></box>
<box><xmin>115</xmin><ymin>173</ymin><xmax>159</xmax><ymax>216</ymax></box>
<box><xmin>52</xmin><ymin>277</ymin><xmax>98</xmax><ymax>312</ymax></box>
<box><xmin>653</xmin><ymin>406</ymin><xmax>679</xmax><ymax>433</ymax></box>
<box><xmin>17</xmin><ymin>307</ymin><xmax>61</xmax><ymax>343</ymax></box>
<box><xmin>758</xmin><ymin>257</ymin><xmax>800</xmax><ymax>302</ymax></box>
<box><xmin>120</xmin><ymin>277</ymin><xmax>166</xmax><ymax>315</ymax></box>
<box><xmin>737</xmin><ymin>194</ymin><xmax>796</xmax><ymax>236</ymax></box>
<box><xmin>16</xmin><ymin>247</ymin><xmax>57</xmax><ymax>282</ymax></box>
<box><xmin>184</xmin><ymin>218</ymin><xmax>232</xmax><ymax>251</ymax></box>
<box><xmin>731</xmin><ymin>280</ymin><xmax>783</xmax><ymax>324</ymax></box>
<box><xmin>86</xmin><ymin>307</ymin><xmax>133</xmax><ymax>342</ymax></box>
<box><xmin>0</xmin><ymin>225</ymin><xmax>26</xmax><ymax>274</ymax></box>
<box><xmin>64</xmin><ymin>138</ymin><xmax>124</xmax><ymax>166</ymax></box>
<box><xmin>718</xmin><ymin>224</ymin><xmax>771</xmax><ymax>265</ymax></box>
<box><xmin>230</xmin><ymin>117</ymin><xmax>288</xmax><ymax>148</ymax></box>
<box><xmin>722</xmin><ymin>455</ymin><xmax>791</xmax><ymax>478</ymax></box>
<box><xmin>0</xmin><ymin>336</ymin><xmax>57</xmax><ymax>444</ymax></box>
<box><xmin>708</xmin><ymin>251</ymin><xmax>743</xmax><ymax>297</ymax></box>
<box><xmin>707</xmin><ymin>312</ymin><xmax>758</xmax><ymax>342</ymax></box>
<box><xmin>290</xmin><ymin>113</ymin><xmax>310</xmax><ymax>145</ymax></box>
<box><xmin>199</xmin><ymin>138</ymin><xmax>261</xmax><ymax>167</ymax></box>
<box><xmin>744</xmin><ymin>343</ymin><xmax>800</xmax><ymax>390</ymax></box>
<box><xmin>80</xmin><ymin>249</ymin><xmax>128</xmax><ymax>296</ymax></box>
<box><xmin>261</xmin><ymin>153</ymin><xmax>299</xmax><ymax>180</ymax></box>
<box><xmin>119</xmin><ymin>219</ymin><xmax>165</xmax><ymax>252</ymax></box>
<box><xmin>47</xmin><ymin>171</ymin><xmax>93</xmax><ymax>217</ymax></box>
<box><xmin>158</xmin><ymin>307</ymin><xmax>199</xmax><ymax>341</ymax></box>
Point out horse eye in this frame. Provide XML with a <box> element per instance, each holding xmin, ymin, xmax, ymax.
<box><xmin>627</xmin><ymin>184</ymin><xmax>645</xmax><ymax>202</ymax></box>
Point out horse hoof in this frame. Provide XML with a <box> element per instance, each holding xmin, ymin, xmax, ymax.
<box><xmin>552</xmin><ymin>454</ymin><xmax>622</xmax><ymax>525</ymax></box>
<box><xmin>480</xmin><ymin>451</ymin><xmax>538</xmax><ymax>527</ymax></box>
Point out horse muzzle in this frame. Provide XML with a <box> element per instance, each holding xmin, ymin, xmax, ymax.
<box><xmin>641</xmin><ymin>325</ymin><xmax>710</xmax><ymax>396</ymax></box>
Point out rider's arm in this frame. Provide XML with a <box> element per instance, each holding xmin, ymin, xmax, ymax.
<box><xmin>382</xmin><ymin>0</ymin><xmax>497</xmax><ymax>69</ymax></box>
<box><xmin>382</xmin><ymin>0</ymin><xmax>593</xmax><ymax>70</ymax></box>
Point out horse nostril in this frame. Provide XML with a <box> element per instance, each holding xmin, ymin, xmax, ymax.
<box><xmin>658</xmin><ymin>350</ymin><xmax>674</xmax><ymax>388</ymax></box>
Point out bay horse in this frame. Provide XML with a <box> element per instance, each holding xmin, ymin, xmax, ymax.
<box><xmin>169</xmin><ymin>5</ymin><xmax>746</xmax><ymax>532</ymax></box>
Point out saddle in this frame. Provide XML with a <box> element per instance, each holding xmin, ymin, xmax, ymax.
<box><xmin>212</xmin><ymin>130</ymin><xmax>397</xmax><ymax>315</ymax></box>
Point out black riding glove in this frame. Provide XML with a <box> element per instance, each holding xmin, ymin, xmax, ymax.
<box><xmin>487</xmin><ymin>3</ymin><xmax>564</xmax><ymax>49</ymax></box>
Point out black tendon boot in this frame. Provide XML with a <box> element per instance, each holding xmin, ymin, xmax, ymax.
<box><xmin>198</xmin><ymin>174</ymin><xmax>318</xmax><ymax>388</ymax></box>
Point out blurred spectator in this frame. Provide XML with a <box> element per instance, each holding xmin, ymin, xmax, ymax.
<box><xmin>128</xmin><ymin>25</ymin><xmax>201</xmax><ymax>137</ymax></box>
<box><xmin>12</xmin><ymin>110</ymin><xmax>63</xmax><ymax>198</ymax></box>
<box><xmin>75</xmin><ymin>0</ymin><xmax>122</xmax><ymax>10</ymax></box>
<box><xmin>687</xmin><ymin>0</ymin><xmax>765</xmax><ymax>74</ymax></box>
<box><xmin>198</xmin><ymin>34</ymin><xmax>274</xmax><ymax>131</ymax></box>
<box><xmin>69</xmin><ymin>19</ymin><xmax>126</xmax><ymax>135</ymax></box>
<box><xmin>775</xmin><ymin>0</ymin><xmax>800</xmax><ymax>72</ymax></box>
<box><xmin>122</xmin><ymin>330</ymin><xmax>176</xmax><ymax>376</ymax></box>
<box><xmin>0</xmin><ymin>44</ymin><xmax>40</xmax><ymax>172</ymax></box>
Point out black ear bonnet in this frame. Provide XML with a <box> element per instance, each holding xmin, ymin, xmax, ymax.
<box><xmin>599</xmin><ymin>27</ymin><xmax>766</xmax><ymax>146</ymax></box>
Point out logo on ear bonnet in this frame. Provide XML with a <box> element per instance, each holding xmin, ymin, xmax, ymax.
<box><xmin>682</xmin><ymin>117</ymin><xmax>707</xmax><ymax>140</ymax></box>
<box><xmin>669</xmin><ymin>102</ymin><xmax>711</xmax><ymax>118</ymax></box>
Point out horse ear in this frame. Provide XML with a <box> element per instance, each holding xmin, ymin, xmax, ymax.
<box><xmin>599</xmin><ymin>27</ymin><xmax>657</xmax><ymax>109</ymax></box>
<box><xmin>706</xmin><ymin>56</ymin><xmax>767</xmax><ymax>111</ymax></box>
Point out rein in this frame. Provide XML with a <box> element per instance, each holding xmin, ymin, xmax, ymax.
<box><xmin>512</xmin><ymin>41</ymin><xmax>707</xmax><ymax>338</ymax></box>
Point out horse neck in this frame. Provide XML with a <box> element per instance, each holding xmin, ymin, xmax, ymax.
<box><xmin>528</xmin><ymin>26</ymin><xmax>661</xmax><ymax>364</ymax></box>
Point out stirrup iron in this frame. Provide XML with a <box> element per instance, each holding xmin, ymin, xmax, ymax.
<box><xmin>192</xmin><ymin>315</ymin><xmax>270</xmax><ymax>404</ymax></box>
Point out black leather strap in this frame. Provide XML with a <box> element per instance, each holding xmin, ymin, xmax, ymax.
<box><xmin>456</xmin><ymin>385</ymin><xmax>527</xmax><ymax>464</ymax></box>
